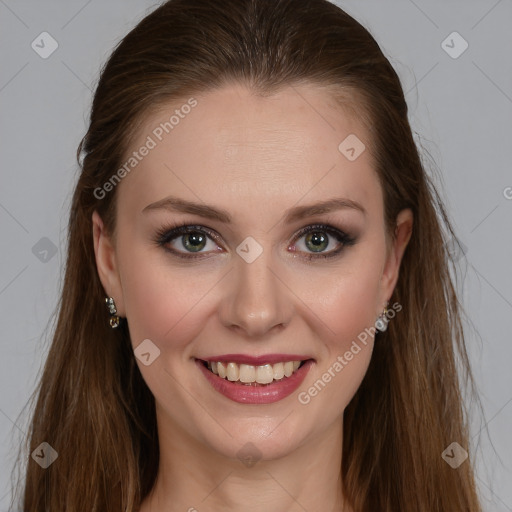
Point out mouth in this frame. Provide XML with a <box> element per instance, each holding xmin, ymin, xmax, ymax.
<box><xmin>195</xmin><ymin>356</ymin><xmax>315</xmax><ymax>404</ymax></box>
<box><xmin>196</xmin><ymin>358</ymin><xmax>313</xmax><ymax>386</ymax></box>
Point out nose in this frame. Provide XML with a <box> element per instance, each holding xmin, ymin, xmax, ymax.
<box><xmin>218</xmin><ymin>246</ymin><xmax>294</xmax><ymax>338</ymax></box>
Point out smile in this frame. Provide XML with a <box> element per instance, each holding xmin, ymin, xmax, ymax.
<box><xmin>204</xmin><ymin>360</ymin><xmax>304</xmax><ymax>385</ymax></box>
<box><xmin>195</xmin><ymin>358</ymin><xmax>314</xmax><ymax>404</ymax></box>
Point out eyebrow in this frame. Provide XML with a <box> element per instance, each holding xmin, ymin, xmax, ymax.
<box><xmin>142</xmin><ymin>195</ymin><xmax>366</xmax><ymax>223</ymax></box>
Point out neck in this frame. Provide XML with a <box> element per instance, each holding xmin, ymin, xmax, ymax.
<box><xmin>140</xmin><ymin>408</ymin><xmax>349</xmax><ymax>512</ymax></box>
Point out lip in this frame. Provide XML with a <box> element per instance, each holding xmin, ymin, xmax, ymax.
<box><xmin>197</xmin><ymin>353</ymin><xmax>314</xmax><ymax>365</ymax></box>
<box><xmin>195</xmin><ymin>358</ymin><xmax>314</xmax><ymax>404</ymax></box>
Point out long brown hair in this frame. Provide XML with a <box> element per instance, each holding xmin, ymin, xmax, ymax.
<box><xmin>11</xmin><ymin>0</ymin><xmax>482</xmax><ymax>510</ymax></box>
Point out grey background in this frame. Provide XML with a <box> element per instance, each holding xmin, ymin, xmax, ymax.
<box><xmin>0</xmin><ymin>0</ymin><xmax>511</xmax><ymax>510</ymax></box>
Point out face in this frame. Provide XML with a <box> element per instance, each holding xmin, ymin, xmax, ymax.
<box><xmin>93</xmin><ymin>82</ymin><xmax>412</xmax><ymax>462</ymax></box>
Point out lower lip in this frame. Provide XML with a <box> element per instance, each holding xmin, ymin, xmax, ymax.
<box><xmin>195</xmin><ymin>359</ymin><xmax>314</xmax><ymax>404</ymax></box>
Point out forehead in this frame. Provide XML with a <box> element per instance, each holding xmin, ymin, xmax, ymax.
<box><xmin>116</xmin><ymin>82</ymin><xmax>381</xmax><ymax>222</ymax></box>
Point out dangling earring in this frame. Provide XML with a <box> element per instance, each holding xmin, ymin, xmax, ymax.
<box><xmin>105</xmin><ymin>297</ymin><xmax>121</xmax><ymax>328</ymax></box>
<box><xmin>375</xmin><ymin>301</ymin><xmax>390</xmax><ymax>332</ymax></box>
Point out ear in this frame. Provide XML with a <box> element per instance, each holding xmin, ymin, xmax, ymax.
<box><xmin>92</xmin><ymin>210</ymin><xmax>125</xmax><ymax>316</ymax></box>
<box><xmin>379</xmin><ymin>208</ymin><xmax>413</xmax><ymax>306</ymax></box>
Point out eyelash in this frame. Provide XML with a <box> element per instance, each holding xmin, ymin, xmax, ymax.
<box><xmin>153</xmin><ymin>222</ymin><xmax>357</xmax><ymax>261</ymax></box>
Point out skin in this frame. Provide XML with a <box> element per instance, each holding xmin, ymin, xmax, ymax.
<box><xmin>92</xmin><ymin>82</ymin><xmax>413</xmax><ymax>512</ymax></box>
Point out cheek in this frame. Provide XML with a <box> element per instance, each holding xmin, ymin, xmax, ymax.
<box><xmin>117</xmin><ymin>243</ymin><xmax>211</xmax><ymax>352</ymax></box>
<box><xmin>297</xmin><ymin>274</ymin><xmax>379</xmax><ymax>415</ymax></box>
<box><xmin>315</xmin><ymin>262</ymin><xmax>382</xmax><ymax>344</ymax></box>
<box><xmin>302</xmin><ymin>256</ymin><xmax>382</xmax><ymax>403</ymax></box>
<box><xmin>117</xmin><ymin>248</ymin><xmax>219</xmax><ymax>405</ymax></box>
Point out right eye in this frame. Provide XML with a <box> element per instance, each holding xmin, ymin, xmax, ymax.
<box><xmin>154</xmin><ymin>223</ymin><xmax>224</xmax><ymax>259</ymax></box>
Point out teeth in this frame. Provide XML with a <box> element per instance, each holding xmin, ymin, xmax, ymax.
<box><xmin>239</xmin><ymin>364</ymin><xmax>256</xmax><ymax>383</ymax></box>
<box><xmin>273</xmin><ymin>362</ymin><xmax>285</xmax><ymax>380</ymax></box>
<box><xmin>256</xmin><ymin>364</ymin><xmax>274</xmax><ymax>384</ymax></box>
<box><xmin>207</xmin><ymin>360</ymin><xmax>304</xmax><ymax>384</ymax></box>
<box><xmin>226</xmin><ymin>362</ymin><xmax>239</xmax><ymax>382</ymax></box>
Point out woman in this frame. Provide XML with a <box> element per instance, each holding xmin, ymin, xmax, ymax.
<box><xmin>14</xmin><ymin>0</ymin><xmax>482</xmax><ymax>510</ymax></box>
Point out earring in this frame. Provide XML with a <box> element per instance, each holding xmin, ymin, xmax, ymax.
<box><xmin>375</xmin><ymin>301</ymin><xmax>390</xmax><ymax>332</ymax></box>
<box><xmin>105</xmin><ymin>297</ymin><xmax>121</xmax><ymax>328</ymax></box>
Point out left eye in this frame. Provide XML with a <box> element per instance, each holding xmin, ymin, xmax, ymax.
<box><xmin>289</xmin><ymin>224</ymin><xmax>356</xmax><ymax>260</ymax></box>
<box><xmin>293</xmin><ymin>228</ymin><xmax>340</xmax><ymax>254</ymax></box>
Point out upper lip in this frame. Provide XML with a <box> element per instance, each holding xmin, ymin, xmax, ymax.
<box><xmin>196</xmin><ymin>354</ymin><xmax>314</xmax><ymax>365</ymax></box>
